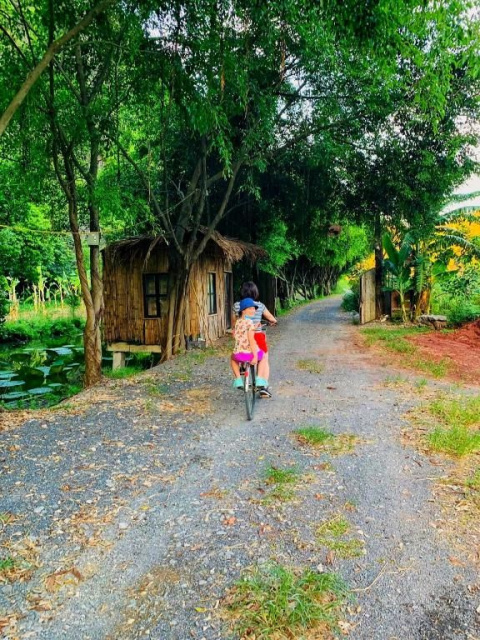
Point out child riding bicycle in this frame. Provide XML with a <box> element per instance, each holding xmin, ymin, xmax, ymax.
<box><xmin>233</xmin><ymin>281</ymin><xmax>277</xmax><ymax>397</ymax></box>
<box><xmin>231</xmin><ymin>298</ymin><xmax>269</xmax><ymax>391</ymax></box>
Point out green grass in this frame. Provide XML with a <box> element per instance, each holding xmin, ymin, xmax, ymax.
<box><xmin>145</xmin><ymin>382</ymin><xmax>168</xmax><ymax>396</ymax></box>
<box><xmin>295</xmin><ymin>427</ymin><xmax>333</xmax><ymax>446</ymax></box>
<box><xmin>465</xmin><ymin>469</ymin><xmax>480</xmax><ymax>491</ymax></box>
<box><xmin>103</xmin><ymin>366</ymin><xmax>144</xmax><ymax>379</ymax></box>
<box><xmin>384</xmin><ymin>374</ymin><xmax>408</xmax><ymax>385</ymax></box>
<box><xmin>262</xmin><ymin>466</ymin><xmax>301</xmax><ymax>503</ymax></box>
<box><xmin>362</xmin><ymin>326</ymin><xmax>453</xmax><ymax>378</ymax></box>
<box><xmin>297</xmin><ymin>359</ymin><xmax>324</xmax><ymax>374</ymax></box>
<box><xmin>316</xmin><ymin>516</ymin><xmax>365</xmax><ymax>559</ymax></box>
<box><xmin>265</xmin><ymin>466</ymin><xmax>300</xmax><ymax>484</ymax></box>
<box><xmin>428</xmin><ymin>425</ymin><xmax>480</xmax><ymax>456</ymax></box>
<box><xmin>0</xmin><ymin>513</ymin><xmax>14</xmax><ymax>525</ymax></box>
<box><xmin>0</xmin><ymin>557</ymin><xmax>16</xmax><ymax>572</ymax></box>
<box><xmin>0</xmin><ymin>314</ymin><xmax>84</xmax><ymax>343</ymax></box>
<box><xmin>415</xmin><ymin>378</ymin><xmax>428</xmax><ymax>390</ymax></box>
<box><xmin>424</xmin><ymin>395</ymin><xmax>480</xmax><ymax>456</ymax></box>
<box><xmin>412</xmin><ymin>357</ymin><xmax>449</xmax><ymax>378</ymax></box>
<box><xmin>428</xmin><ymin>395</ymin><xmax>480</xmax><ymax>428</ymax></box>
<box><xmin>361</xmin><ymin>327</ymin><xmax>423</xmax><ymax>354</ymax></box>
<box><xmin>225</xmin><ymin>562</ymin><xmax>349</xmax><ymax>639</ymax></box>
<box><xmin>295</xmin><ymin>427</ymin><xmax>358</xmax><ymax>455</ymax></box>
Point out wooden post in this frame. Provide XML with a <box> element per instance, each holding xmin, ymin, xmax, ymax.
<box><xmin>112</xmin><ymin>352</ymin><xmax>126</xmax><ymax>370</ymax></box>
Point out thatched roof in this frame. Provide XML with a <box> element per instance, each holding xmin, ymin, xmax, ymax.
<box><xmin>105</xmin><ymin>228</ymin><xmax>267</xmax><ymax>265</ymax></box>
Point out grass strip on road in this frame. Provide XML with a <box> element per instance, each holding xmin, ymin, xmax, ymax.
<box><xmin>224</xmin><ymin>562</ymin><xmax>349</xmax><ymax>640</ymax></box>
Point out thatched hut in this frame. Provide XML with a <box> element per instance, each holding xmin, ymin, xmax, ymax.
<box><xmin>103</xmin><ymin>230</ymin><xmax>267</xmax><ymax>365</ymax></box>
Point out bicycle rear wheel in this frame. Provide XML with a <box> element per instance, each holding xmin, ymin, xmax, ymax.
<box><xmin>244</xmin><ymin>364</ymin><xmax>256</xmax><ymax>420</ymax></box>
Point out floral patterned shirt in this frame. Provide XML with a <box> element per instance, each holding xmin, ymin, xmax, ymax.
<box><xmin>233</xmin><ymin>317</ymin><xmax>255</xmax><ymax>354</ymax></box>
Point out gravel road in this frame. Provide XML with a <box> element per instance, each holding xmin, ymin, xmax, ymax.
<box><xmin>1</xmin><ymin>296</ymin><xmax>479</xmax><ymax>640</ymax></box>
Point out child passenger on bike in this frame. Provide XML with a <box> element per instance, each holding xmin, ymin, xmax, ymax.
<box><xmin>233</xmin><ymin>281</ymin><xmax>277</xmax><ymax>398</ymax></box>
<box><xmin>231</xmin><ymin>298</ymin><xmax>269</xmax><ymax>391</ymax></box>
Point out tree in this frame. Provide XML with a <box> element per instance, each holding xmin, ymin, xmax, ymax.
<box><xmin>0</xmin><ymin>0</ymin><xmax>116</xmax><ymax>137</ymax></box>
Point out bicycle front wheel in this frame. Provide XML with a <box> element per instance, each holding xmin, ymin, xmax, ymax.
<box><xmin>244</xmin><ymin>364</ymin><xmax>256</xmax><ymax>420</ymax></box>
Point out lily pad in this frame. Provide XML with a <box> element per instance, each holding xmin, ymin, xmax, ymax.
<box><xmin>2</xmin><ymin>391</ymin><xmax>29</xmax><ymax>400</ymax></box>
<box><xmin>27</xmin><ymin>387</ymin><xmax>54</xmax><ymax>396</ymax></box>
<box><xmin>46</xmin><ymin>347</ymin><xmax>73</xmax><ymax>357</ymax></box>
<box><xmin>0</xmin><ymin>380</ymin><xmax>24</xmax><ymax>391</ymax></box>
<box><xmin>0</xmin><ymin>372</ymin><xmax>17</xmax><ymax>380</ymax></box>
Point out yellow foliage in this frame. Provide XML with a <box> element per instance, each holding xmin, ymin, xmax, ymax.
<box><xmin>447</xmin><ymin>259</ymin><xmax>458</xmax><ymax>272</ymax></box>
<box><xmin>356</xmin><ymin>253</ymin><xmax>375</xmax><ymax>271</ymax></box>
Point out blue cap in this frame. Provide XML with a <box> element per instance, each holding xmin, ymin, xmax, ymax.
<box><xmin>239</xmin><ymin>297</ymin><xmax>259</xmax><ymax>312</ymax></box>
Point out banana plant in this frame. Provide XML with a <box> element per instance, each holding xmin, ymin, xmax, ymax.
<box><xmin>383</xmin><ymin>232</ymin><xmax>414</xmax><ymax>323</ymax></box>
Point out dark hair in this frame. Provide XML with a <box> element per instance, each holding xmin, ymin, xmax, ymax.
<box><xmin>240</xmin><ymin>281</ymin><xmax>259</xmax><ymax>301</ymax></box>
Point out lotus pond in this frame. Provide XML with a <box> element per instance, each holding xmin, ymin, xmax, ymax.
<box><xmin>0</xmin><ymin>340</ymin><xmax>160</xmax><ymax>409</ymax></box>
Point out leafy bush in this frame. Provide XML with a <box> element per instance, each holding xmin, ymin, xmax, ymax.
<box><xmin>0</xmin><ymin>277</ymin><xmax>9</xmax><ymax>325</ymax></box>
<box><xmin>0</xmin><ymin>315</ymin><xmax>84</xmax><ymax>343</ymax></box>
<box><xmin>446</xmin><ymin>301</ymin><xmax>480</xmax><ymax>326</ymax></box>
<box><xmin>341</xmin><ymin>278</ymin><xmax>360</xmax><ymax>312</ymax></box>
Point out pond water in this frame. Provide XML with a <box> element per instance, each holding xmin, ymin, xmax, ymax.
<box><xmin>0</xmin><ymin>337</ymin><xmax>158</xmax><ymax>409</ymax></box>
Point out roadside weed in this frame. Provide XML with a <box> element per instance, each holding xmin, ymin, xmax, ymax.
<box><xmin>295</xmin><ymin>427</ymin><xmax>333</xmax><ymax>446</ymax></box>
<box><xmin>415</xmin><ymin>378</ymin><xmax>428</xmax><ymax>390</ymax></box>
<box><xmin>317</xmin><ymin>515</ymin><xmax>365</xmax><ymax>559</ymax></box>
<box><xmin>224</xmin><ymin>562</ymin><xmax>349</xmax><ymax>639</ymax></box>
<box><xmin>297</xmin><ymin>359</ymin><xmax>324</xmax><ymax>374</ymax></box>
<box><xmin>263</xmin><ymin>466</ymin><xmax>301</xmax><ymax>503</ymax></box>
<box><xmin>146</xmin><ymin>382</ymin><xmax>168</xmax><ymax>397</ymax></box>
<box><xmin>361</xmin><ymin>326</ymin><xmax>453</xmax><ymax>378</ymax></box>
<box><xmin>104</xmin><ymin>366</ymin><xmax>143</xmax><ymax>380</ymax></box>
<box><xmin>425</xmin><ymin>395</ymin><xmax>480</xmax><ymax>456</ymax></box>
<box><xmin>428</xmin><ymin>425</ymin><xmax>480</xmax><ymax>456</ymax></box>
<box><xmin>0</xmin><ymin>513</ymin><xmax>15</xmax><ymax>525</ymax></box>
<box><xmin>466</xmin><ymin>469</ymin><xmax>480</xmax><ymax>491</ymax></box>
<box><xmin>318</xmin><ymin>516</ymin><xmax>349</xmax><ymax>537</ymax></box>
<box><xmin>0</xmin><ymin>557</ymin><xmax>16</xmax><ymax>572</ymax></box>
<box><xmin>265</xmin><ymin>466</ymin><xmax>299</xmax><ymax>485</ymax></box>
<box><xmin>361</xmin><ymin>327</ymin><xmax>418</xmax><ymax>354</ymax></box>
<box><xmin>295</xmin><ymin>427</ymin><xmax>358</xmax><ymax>455</ymax></box>
<box><xmin>384</xmin><ymin>374</ymin><xmax>407</xmax><ymax>386</ymax></box>
<box><xmin>412</xmin><ymin>357</ymin><xmax>449</xmax><ymax>378</ymax></box>
<box><xmin>428</xmin><ymin>396</ymin><xmax>480</xmax><ymax>428</ymax></box>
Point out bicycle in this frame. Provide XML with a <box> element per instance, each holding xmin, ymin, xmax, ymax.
<box><xmin>239</xmin><ymin>358</ymin><xmax>257</xmax><ymax>420</ymax></box>
<box><xmin>238</xmin><ymin>322</ymin><xmax>275</xmax><ymax>421</ymax></box>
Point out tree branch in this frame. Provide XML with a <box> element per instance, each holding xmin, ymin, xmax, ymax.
<box><xmin>0</xmin><ymin>0</ymin><xmax>117</xmax><ymax>137</ymax></box>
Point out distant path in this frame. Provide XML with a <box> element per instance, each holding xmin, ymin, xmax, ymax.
<box><xmin>1</xmin><ymin>297</ymin><xmax>479</xmax><ymax>639</ymax></box>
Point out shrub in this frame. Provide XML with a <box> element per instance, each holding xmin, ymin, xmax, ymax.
<box><xmin>0</xmin><ymin>276</ymin><xmax>9</xmax><ymax>325</ymax></box>
<box><xmin>446</xmin><ymin>300</ymin><xmax>480</xmax><ymax>326</ymax></box>
<box><xmin>0</xmin><ymin>315</ymin><xmax>84</xmax><ymax>343</ymax></box>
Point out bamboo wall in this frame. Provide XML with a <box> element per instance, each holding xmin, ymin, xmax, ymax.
<box><xmin>103</xmin><ymin>246</ymin><xmax>233</xmax><ymax>348</ymax></box>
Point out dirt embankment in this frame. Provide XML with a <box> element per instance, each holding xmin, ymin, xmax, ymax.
<box><xmin>409</xmin><ymin>319</ymin><xmax>480</xmax><ymax>382</ymax></box>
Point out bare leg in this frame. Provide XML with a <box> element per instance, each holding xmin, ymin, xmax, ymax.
<box><xmin>257</xmin><ymin>357</ymin><xmax>268</xmax><ymax>380</ymax></box>
<box><xmin>262</xmin><ymin>353</ymin><xmax>270</xmax><ymax>382</ymax></box>
<box><xmin>231</xmin><ymin>355</ymin><xmax>240</xmax><ymax>378</ymax></box>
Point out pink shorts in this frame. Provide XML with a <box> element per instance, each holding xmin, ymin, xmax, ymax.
<box><xmin>233</xmin><ymin>350</ymin><xmax>264</xmax><ymax>363</ymax></box>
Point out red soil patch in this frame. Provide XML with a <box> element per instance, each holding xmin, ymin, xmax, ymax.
<box><xmin>408</xmin><ymin>319</ymin><xmax>480</xmax><ymax>382</ymax></box>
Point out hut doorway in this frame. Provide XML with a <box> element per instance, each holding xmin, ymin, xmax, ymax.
<box><xmin>225</xmin><ymin>272</ymin><xmax>233</xmax><ymax>329</ymax></box>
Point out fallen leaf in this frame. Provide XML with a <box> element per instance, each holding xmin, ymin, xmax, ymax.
<box><xmin>45</xmin><ymin>567</ymin><xmax>83</xmax><ymax>592</ymax></box>
<box><xmin>223</xmin><ymin>517</ymin><xmax>236</xmax><ymax>526</ymax></box>
<box><xmin>258</xmin><ymin>524</ymin><xmax>272</xmax><ymax>535</ymax></box>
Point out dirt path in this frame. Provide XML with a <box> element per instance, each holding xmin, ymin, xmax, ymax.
<box><xmin>1</xmin><ymin>297</ymin><xmax>479</xmax><ymax>639</ymax></box>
